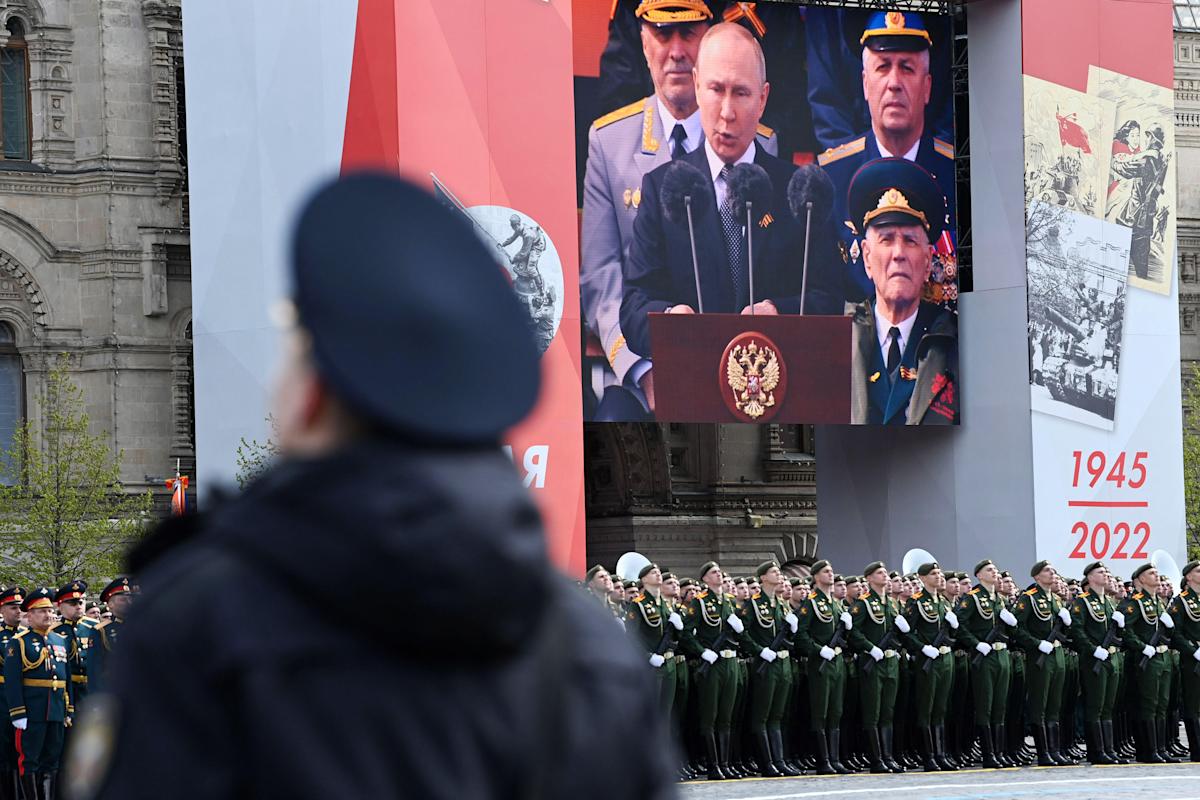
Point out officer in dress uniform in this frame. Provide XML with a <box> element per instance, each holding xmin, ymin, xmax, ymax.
<box><xmin>1169</xmin><ymin>560</ymin><xmax>1200</xmax><ymax>762</ymax></box>
<box><xmin>684</xmin><ymin>561</ymin><xmax>745</xmax><ymax>781</ymax></box>
<box><xmin>794</xmin><ymin>559</ymin><xmax>852</xmax><ymax>774</ymax></box>
<box><xmin>954</xmin><ymin>559</ymin><xmax>1017</xmax><ymax>769</ymax></box>
<box><xmin>52</xmin><ymin>582</ymin><xmax>96</xmax><ymax>713</ymax></box>
<box><xmin>847</xmin><ymin>561</ymin><xmax>903</xmax><ymax>773</ymax></box>
<box><xmin>1070</xmin><ymin>561</ymin><xmax>1127</xmax><ymax>764</ymax></box>
<box><xmin>819</xmin><ymin>11</ymin><xmax>956</xmax><ymax>307</ymax></box>
<box><xmin>4</xmin><ymin>588</ymin><xmax>72</xmax><ymax>800</ymax></box>
<box><xmin>0</xmin><ymin>588</ymin><xmax>24</xmax><ymax>800</ymax></box>
<box><xmin>1119</xmin><ymin>563</ymin><xmax>1179</xmax><ymax>763</ymax></box>
<box><xmin>899</xmin><ymin>561</ymin><xmax>957</xmax><ymax>772</ymax></box>
<box><xmin>1012</xmin><ymin>561</ymin><xmax>1076</xmax><ymax>767</ymax></box>
<box><xmin>86</xmin><ymin>578</ymin><xmax>131</xmax><ymax>697</ymax></box>
<box><xmin>737</xmin><ymin>561</ymin><xmax>799</xmax><ymax>778</ymax></box>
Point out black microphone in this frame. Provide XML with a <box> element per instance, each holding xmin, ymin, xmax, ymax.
<box><xmin>787</xmin><ymin>165</ymin><xmax>836</xmax><ymax>315</ymax></box>
<box><xmin>725</xmin><ymin>163</ymin><xmax>772</xmax><ymax>313</ymax></box>
<box><xmin>660</xmin><ymin>161</ymin><xmax>714</xmax><ymax>313</ymax></box>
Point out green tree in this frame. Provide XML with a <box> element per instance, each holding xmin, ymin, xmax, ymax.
<box><xmin>0</xmin><ymin>357</ymin><xmax>152</xmax><ymax>586</ymax></box>
<box><xmin>1183</xmin><ymin>363</ymin><xmax>1200</xmax><ymax>562</ymax></box>
<box><xmin>234</xmin><ymin>416</ymin><xmax>279</xmax><ymax>490</ymax></box>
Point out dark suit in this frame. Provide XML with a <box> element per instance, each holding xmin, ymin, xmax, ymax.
<box><xmin>850</xmin><ymin>300</ymin><xmax>959</xmax><ymax>425</ymax></box>
<box><xmin>620</xmin><ymin>142</ymin><xmax>843</xmax><ymax>358</ymax></box>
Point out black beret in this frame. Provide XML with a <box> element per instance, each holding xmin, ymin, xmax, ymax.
<box><xmin>290</xmin><ymin>173</ymin><xmax>540</xmax><ymax>443</ymax></box>
<box><xmin>1131</xmin><ymin>563</ymin><xmax>1156</xmax><ymax>581</ymax></box>
<box><xmin>834</xmin><ymin>574</ymin><xmax>846</xmax><ymax>583</ymax></box>
<box><xmin>973</xmin><ymin>559</ymin><xmax>994</xmax><ymax>576</ymax></box>
<box><xmin>888</xmin><ymin>570</ymin><xmax>900</xmax><ymax>579</ymax></box>
<box><xmin>845</xmin><ymin>575</ymin><xmax>861</xmax><ymax>586</ymax></box>
<box><xmin>1183</xmin><ymin>560</ymin><xmax>1200</xmax><ymax>578</ymax></box>
<box><xmin>999</xmin><ymin>570</ymin><xmax>1012</xmax><ymax>579</ymax></box>
<box><xmin>863</xmin><ymin>561</ymin><xmax>886</xmax><ymax>578</ymax></box>
<box><xmin>1030</xmin><ymin>560</ymin><xmax>1052</xmax><ymax>578</ymax></box>
<box><xmin>788</xmin><ymin>577</ymin><xmax>803</xmax><ymax>587</ymax></box>
<box><xmin>733</xmin><ymin>577</ymin><xmax>746</xmax><ymax>585</ymax></box>
<box><xmin>680</xmin><ymin>578</ymin><xmax>696</xmax><ymax>588</ymax></box>
<box><xmin>661</xmin><ymin>572</ymin><xmax>676</xmax><ymax>582</ymax></box>
<box><xmin>811</xmin><ymin>560</ymin><xmax>831</xmax><ymax>576</ymax></box>
<box><xmin>584</xmin><ymin>565</ymin><xmax>607</xmax><ymax>582</ymax></box>
<box><xmin>54</xmin><ymin>580</ymin><xmax>87</xmax><ymax>603</ymax></box>
<box><xmin>847</xmin><ymin>157</ymin><xmax>945</xmax><ymax>240</ymax></box>
<box><xmin>755</xmin><ymin>560</ymin><xmax>780</xmax><ymax>579</ymax></box>
<box><xmin>699</xmin><ymin>561</ymin><xmax>720</xmax><ymax>580</ymax></box>
<box><xmin>638</xmin><ymin>563</ymin><xmax>659</xmax><ymax>580</ymax></box>
<box><xmin>917</xmin><ymin>562</ymin><xmax>939</xmax><ymax>576</ymax></box>
<box><xmin>1082</xmin><ymin>561</ymin><xmax>1105</xmax><ymax>578</ymax></box>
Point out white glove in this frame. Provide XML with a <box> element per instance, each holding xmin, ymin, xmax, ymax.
<box><xmin>1161</xmin><ymin>612</ymin><xmax>1175</xmax><ymax>629</ymax></box>
<box><xmin>11</xmin><ymin>719</ymin><xmax>24</xmax><ymax>731</ymax></box>
<box><xmin>1000</xmin><ymin>608</ymin><xmax>1018</xmax><ymax>627</ymax></box>
<box><xmin>1093</xmin><ymin>646</ymin><xmax>1109</xmax><ymax>661</ymax></box>
<box><xmin>819</xmin><ymin>645</ymin><xmax>836</xmax><ymax>661</ymax></box>
<box><xmin>1038</xmin><ymin>640</ymin><xmax>1054</xmax><ymax>655</ymax></box>
<box><xmin>976</xmin><ymin>642</ymin><xmax>992</xmax><ymax>657</ymax></box>
<box><xmin>759</xmin><ymin>647</ymin><xmax>777</xmax><ymax>663</ymax></box>
<box><xmin>1193</xmin><ymin>646</ymin><xmax>1200</xmax><ymax>662</ymax></box>
<box><xmin>727</xmin><ymin>614</ymin><xmax>745</xmax><ymax>634</ymax></box>
<box><xmin>1142</xmin><ymin>644</ymin><xmax>1156</xmax><ymax>659</ymax></box>
<box><xmin>840</xmin><ymin>611</ymin><xmax>853</xmax><ymax>629</ymax></box>
<box><xmin>701</xmin><ymin>649</ymin><xmax>718</xmax><ymax>664</ymax></box>
<box><xmin>649</xmin><ymin>653</ymin><xmax>665</xmax><ymax>668</ymax></box>
<box><xmin>895</xmin><ymin>615</ymin><xmax>911</xmax><ymax>634</ymax></box>
<box><xmin>944</xmin><ymin>610</ymin><xmax>959</xmax><ymax>630</ymax></box>
<box><xmin>1112</xmin><ymin>610</ymin><xmax>1125</xmax><ymax>628</ymax></box>
<box><xmin>668</xmin><ymin>612</ymin><xmax>683</xmax><ymax>631</ymax></box>
<box><xmin>1058</xmin><ymin>607</ymin><xmax>1071</xmax><ymax>625</ymax></box>
<box><xmin>785</xmin><ymin>612</ymin><xmax>798</xmax><ymax>633</ymax></box>
<box><xmin>869</xmin><ymin>646</ymin><xmax>884</xmax><ymax>662</ymax></box>
<box><xmin>921</xmin><ymin>644</ymin><xmax>940</xmax><ymax>659</ymax></box>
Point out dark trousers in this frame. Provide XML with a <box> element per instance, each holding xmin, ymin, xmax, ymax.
<box><xmin>15</xmin><ymin>722</ymin><xmax>63</xmax><ymax>775</ymax></box>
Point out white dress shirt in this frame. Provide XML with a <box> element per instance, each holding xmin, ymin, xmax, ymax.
<box><xmin>875</xmin><ymin>135</ymin><xmax>920</xmax><ymax>162</ymax></box>
<box><xmin>704</xmin><ymin>139</ymin><xmax>758</xmax><ymax>208</ymax></box>
<box><xmin>656</xmin><ymin>98</ymin><xmax>703</xmax><ymax>157</ymax></box>
<box><xmin>874</xmin><ymin>303</ymin><xmax>919</xmax><ymax>361</ymax></box>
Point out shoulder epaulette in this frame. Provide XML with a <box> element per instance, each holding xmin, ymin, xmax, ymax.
<box><xmin>934</xmin><ymin>137</ymin><xmax>955</xmax><ymax>159</ymax></box>
<box><xmin>1023</xmin><ymin>588</ymin><xmax>1038</xmax><ymax>596</ymax></box>
<box><xmin>1133</xmin><ymin>592</ymin><xmax>1144</xmax><ymax>600</ymax></box>
<box><xmin>725</xmin><ymin>593</ymin><xmax>735</xmax><ymax>600</ymax></box>
<box><xmin>913</xmin><ymin>591</ymin><xmax>924</xmax><ymax>599</ymax></box>
<box><xmin>1183</xmin><ymin>589</ymin><xmax>1192</xmax><ymax>597</ymax></box>
<box><xmin>968</xmin><ymin>587</ymin><xmax>980</xmax><ymax>595</ymax></box>
<box><xmin>756</xmin><ymin>122</ymin><xmax>775</xmax><ymax>139</ymax></box>
<box><xmin>817</xmin><ymin>136</ymin><xmax>865</xmax><ymax>167</ymax></box>
<box><xmin>632</xmin><ymin>593</ymin><xmax>646</xmax><ymax>603</ymax></box>
<box><xmin>593</xmin><ymin>98</ymin><xmax>646</xmax><ymax>131</ymax></box>
<box><xmin>809</xmin><ymin>592</ymin><xmax>818</xmax><ymax>600</ymax></box>
<box><xmin>697</xmin><ymin>590</ymin><xmax>709</xmax><ymax>599</ymax></box>
<box><xmin>751</xmin><ymin>592</ymin><xmax>761</xmax><ymax>600</ymax></box>
<box><xmin>11</xmin><ymin>630</ymin><xmax>27</xmax><ymax>640</ymax></box>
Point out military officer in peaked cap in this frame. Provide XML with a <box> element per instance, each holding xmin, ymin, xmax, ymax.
<box><xmin>1119</xmin><ymin>563</ymin><xmax>1179</xmax><ymax>763</ymax></box>
<box><xmin>1071</xmin><ymin>561</ymin><xmax>1127</xmax><ymax>764</ymax></box>
<box><xmin>819</xmin><ymin>11</ymin><xmax>956</xmax><ymax>304</ymax></box>
<box><xmin>5</xmin><ymin>588</ymin><xmax>71</xmax><ymax>800</ymax></box>
<box><xmin>1168</xmin><ymin>559</ymin><xmax>1200</xmax><ymax>761</ymax></box>
<box><xmin>1012</xmin><ymin>560</ymin><xmax>1076</xmax><ymax>766</ymax></box>
<box><xmin>794</xmin><ymin>559</ymin><xmax>852</xmax><ymax>774</ymax></box>
<box><xmin>900</xmin><ymin>562</ymin><xmax>957</xmax><ymax>772</ymax></box>
<box><xmin>848</xmin><ymin>561</ymin><xmax>904</xmax><ymax>773</ymax></box>
<box><xmin>954</xmin><ymin>559</ymin><xmax>1017</xmax><ymax>768</ymax></box>
<box><xmin>86</xmin><ymin>578</ymin><xmax>132</xmax><ymax>697</ymax></box>
<box><xmin>53</xmin><ymin>581</ymin><xmax>97</xmax><ymax>714</ymax></box>
<box><xmin>0</xmin><ymin>588</ymin><xmax>23</xmax><ymax>800</ymax></box>
<box><xmin>847</xmin><ymin>157</ymin><xmax>958</xmax><ymax>425</ymax></box>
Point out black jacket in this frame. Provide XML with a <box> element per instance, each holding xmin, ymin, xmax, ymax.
<box><xmin>83</xmin><ymin>441</ymin><xmax>675</xmax><ymax>799</ymax></box>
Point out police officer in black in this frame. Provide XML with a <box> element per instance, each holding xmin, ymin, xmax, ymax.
<box><xmin>69</xmin><ymin>174</ymin><xmax>677</xmax><ymax>799</ymax></box>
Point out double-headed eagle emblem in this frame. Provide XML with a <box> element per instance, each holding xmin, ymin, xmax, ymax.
<box><xmin>726</xmin><ymin>340</ymin><xmax>780</xmax><ymax>419</ymax></box>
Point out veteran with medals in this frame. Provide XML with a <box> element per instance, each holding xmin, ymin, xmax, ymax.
<box><xmin>846</xmin><ymin>158</ymin><xmax>958</xmax><ymax>425</ymax></box>
<box><xmin>1070</xmin><ymin>561</ymin><xmax>1127</xmax><ymax>764</ymax></box>
<box><xmin>899</xmin><ymin>562</ymin><xmax>957</xmax><ymax>771</ymax></box>
<box><xmin>953</xmin><ymin>559</ymin><xmax>1016</xmax><ymax>768</ymax></box>
<box><xmin>794</xmin><ymin>559</ymin><xmax>851</xmax><ymax>775</ymax></box>
<box><xmin>1119</xmin><ymin>563</ymin><xmax>1180</xmax><ymax>763</ymax></box>
<box><xmin>1168</xmin><ymin>560</ymin><xmax>1200</xmax><ymax>762</ymax></box>
<box><xmin>847</xmin><ymin>561</ymin><xmax>904</xmax><ymax>773</ymax></box>
<box><xmin>685</xmin><ymin>561</ymin><xmax>746</xmax><ymax>781</ymax></box>
<box><xmin>737</xmin><ymin>561</ymin><xmax>800</xmax><ymax>777</ymax></box>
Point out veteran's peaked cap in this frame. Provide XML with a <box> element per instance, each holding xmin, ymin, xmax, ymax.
<box><xmin>291</xmin><ymin>173</ymin><xmax>541</xmax><ymax>444</ymax></box>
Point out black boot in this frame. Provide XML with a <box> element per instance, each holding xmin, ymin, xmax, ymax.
<box><xmin>769</xmin><ymin>729</ymin><xmax>801</xmax><ymax>777</ymax></box>
<box><xmin>38</xmin><ymin>774</ymin><xmax>50</xmax><ymax>800</ymax></box>
<box><xmin>1158</xmin><ymin>719</ymin><xmax>1180</xmax><ymax>763</ymax></box>
<box><xmin>933</xmin><ymin>724</ymin><xmax>957</xmax><ymax>771</ymax></box>
<box><xmin>812</xmin><ymin>728</ymin><xmax>834</xmax><ymax>775</ymax></box>
<box><xmin>1184</xmin><ymin>718</ymin><xmax>1200</xmax><ymax>763</ymax></box>
<box><xmin>1101</xmin><ymin>719</ymin><xmax>1127</xmax><ymax>764</ymax></box>
<box><xmin>1032</xmin><ymin>723</ymin><xmax>1055</xmax><ymax>766</ymax></box>
<box><xmin>1047</xmin><ymin>722</ymin><xmax>1075</xmax><ymax>765</ymax></box>
<box><xmin>865</xmin><ymin>726</ymin><xmax>888</xmax><ymax>773</ymax></box>
<box><xmin>1140</xmin><ymin>720</ymin><xmax>1166</xmax><ymax>763</ymax></box>
<box><xmin>828</xmin><ymin>728</ymin><xmax>851</xmax><ymax>774</ymax></box>
<box><xmin>1086</xmin><ymin>721</ymin><xmax>1114</xmax><ymax>764</ymax></box>
<box><xmin>757</xmin><ymin>731</ymin><xmax>783</xmax><ymax>778</ymax></box>
<box><xmin>920</xmin><ymin>727</ymin><xmax>938</xmax><ymax>772</ymax></box>
<box><xmin>0</xmin><ymin>770</ymin><xmax>15</xmax><ymax>800</ymax></box>
<box><xmin>706</xmin><ymin>732</ymin><xmax>727</xmax><ymax>780</ymax></box>
<box><xmin>992</xmin><ymin>724</ymin><xmax>1014</xmax><ymax>767</ymax></box>
<box><xmin>976</xmin><ymin>724</ymin><xmax>1000</xmax><ymax>768</ymax></box>
<box><xmin>880</xmin><ymin>726</ymin><xmax>904</xmax><ymax>772</ymax></box>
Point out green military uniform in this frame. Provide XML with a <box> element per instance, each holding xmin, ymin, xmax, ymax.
<box><xmin>900</xmin><ymin>564</ymin><xmax>955</xmax><ymax>771</ymax></box>
<box><xmin>1118</xmin><ymin>564</ymin><xmax>1175</xmax><ymax>762</ymax></box>
<box><xmin>847</xmin><ymin>562</ymin><xmax>902</xmax><ymax>773</ymax></box>
<box><xmin>1070</xmin><ymin>563</ymin><xmax>1124</xmax><ymax>764</ymax></box>
<box><xmin>1168</xmin><ymin>561</ymin><xmax>1200</xmax><ymax>762</ymax></box>
<box><xmin>4</xmin><ymin>588</ymin><xmax>72</xmax><ymax>798</ymax></box>
<box><xmin>1011</xmin><ymin>563</ymin><xmax>1072</xmax><ymax>766</ymax></box>
<box><xmin>793</xmin><ymin>559</ymin><xmax>849</xmax><ymax>774</ymax></box>
<box><xmin>626</xmin><ymin>588</ymin><xmax>678</xmax><ymax>717</ymax></box>
<box><xmin>953</xmin><ymin>563</ymin><xmax>1013</xmax><ymax>768</ymax></box>
<box><xmin>738</xmin><ymin>561</ymin><xmax>800</xmax><ymax>777</ymax></box>
<box><xmin>683</xmin><ymin>562</ymin><xmax>744</xmax><ymax>781</ymax></box>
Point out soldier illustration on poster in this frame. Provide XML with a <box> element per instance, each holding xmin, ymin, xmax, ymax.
<box><xmin>1023</xmin><ymin>76</ymin><xmax>1115</xmax><ymax>220</ymax></box>
<box><xmin>1087</xmin><ymin>66</ymin><xmax>1177</xmax><ymax>294</ymax></box>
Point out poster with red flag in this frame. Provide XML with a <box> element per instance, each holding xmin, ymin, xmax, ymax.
<box><xmin>1024</xmin><ymin>75</ymin><xmax>1113</xmax><ymax>219</ymax></box>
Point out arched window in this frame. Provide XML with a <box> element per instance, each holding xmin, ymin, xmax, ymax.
<box><xmin>0</xmin><ymin>322</ymin><xmax>22</xmax><ymax>482</ymax></box>
<box><xmin>1</xmin><ymin>18</ymin><xmax>30</xmax><ymax>161</ymax></box>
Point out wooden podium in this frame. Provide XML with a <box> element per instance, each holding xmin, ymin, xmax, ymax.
<box><xmin>648</xmin><ymin>313</ymin><xmax>852</xmax><ymax>423</ymax></box>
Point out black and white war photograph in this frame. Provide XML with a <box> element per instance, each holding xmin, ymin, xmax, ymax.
<box><xmin>1027</xmin><ymin>201</ymin><xmax>1130</xmax><ymax>430</ymax></box>
<box><xmin>1088</xmin><ymin>66</ymin><xmax>1177</xmax><ymax>294</ymax></box>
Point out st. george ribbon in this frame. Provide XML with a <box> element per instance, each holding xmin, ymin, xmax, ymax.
<box><xmin>660</xmin><ymin>161</ymin><xmax>715</xmax><ymax>314</ymax></box>
<box><xmin>787</xmin><ymin>165</ymin><xmax>835</xmax><ymax>315</ymax></box>
<box><xmin>725</xmin><ymin>164</ymin><xmax>772</xmax><ymax>314</ymax></box>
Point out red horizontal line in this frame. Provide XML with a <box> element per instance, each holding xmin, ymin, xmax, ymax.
<box><xmin>1067</xmin><ymin>500</ymin><xmax>1149</xmax><ymax>508</ymax></box>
